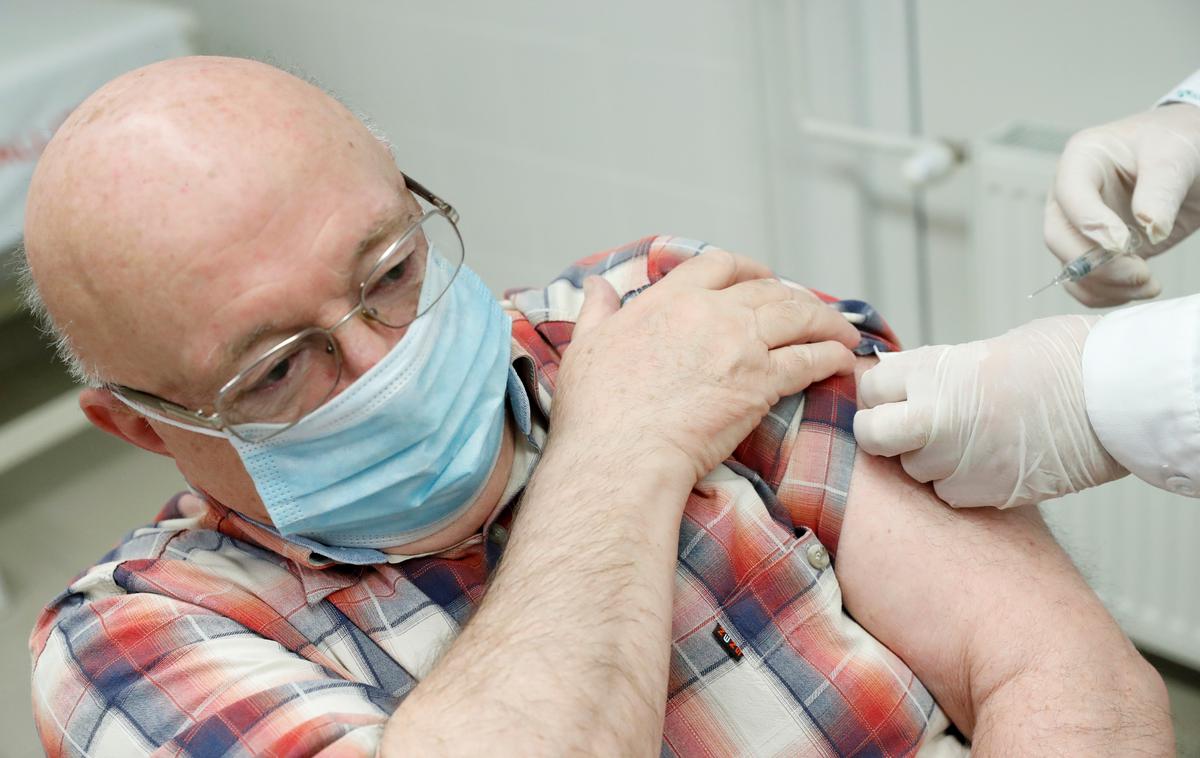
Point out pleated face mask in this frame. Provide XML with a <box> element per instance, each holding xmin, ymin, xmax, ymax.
<box><xmin>234</xmin><ymin>252</ymin><xmax>512</xmax><ymax>547</ymax></box>
<box><xmin>121</xmin><ymin>250</ymin><xmax>513</xmax><ymax>549</ymax></box>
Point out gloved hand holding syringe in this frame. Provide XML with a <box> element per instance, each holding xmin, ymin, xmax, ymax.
<box><xmin>1029</xmin><ymin>226</ymin><xmax>1145</xmax><ymax>298</ymax></box>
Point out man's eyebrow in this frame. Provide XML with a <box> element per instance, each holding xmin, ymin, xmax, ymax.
<box><xmin>227</xmin><ymin>321</ymin><xmax>281</xmax><ymax>368</ymax></box>
<box><xmin>222</xmin><ymin>207</ymin><xmax>417</xmax><ymax>369</ymax></box>
<box><xmin>351</xmin><ymin>208</ymin><xmax>415</xmax><ymax>263</ymax></box>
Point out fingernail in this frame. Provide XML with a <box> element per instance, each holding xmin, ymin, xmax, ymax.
<box><xmin>1105</xmin><ymin>222</ymin><xmax>1132</xmax><ymax>252</ymax></box>
<box><xmin>1137</xmin><ymin>215</ymin><xmax>1170</xmax><ymax>246</ymax></box>
<box><xmin>1132</xmin><ymin>277</ymin><xmax>1163</xmax><ymax>300</ymax></box>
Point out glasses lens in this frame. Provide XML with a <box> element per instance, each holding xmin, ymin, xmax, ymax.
<box><xmin>218</xmin><ymin>331</ymin><xmax>340</xmax><ymax>430</ymax></box>
<box><xmin>361</xmin><ymin>210</ymin><xmax>464</xmax><ymax>329</ymax></box>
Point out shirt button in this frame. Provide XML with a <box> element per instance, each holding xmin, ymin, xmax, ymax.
<box><xmin>1166</xmin><ymin>475</ymin><xmax>1197</xmax><ymax>497</ymax></box>
<box><xmin>488</xmin><ymin>523</ymin><xmax>509</xmax><ymax>546</ymax></box>
<box><xmin>806</xmin><ymin>543</ymin><xmax>830</xmax><ymax>570</ymax></box>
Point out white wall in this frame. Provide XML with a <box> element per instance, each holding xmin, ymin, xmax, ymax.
<box><xmin>750</xmin><ymin>0</ymin><xmax>1200</xmax><ymax>344</ymax></box>
<box><xmin>158</xmin><ymin>0</ymin><xmax>778</xmax><ymax>295</ymax></box>
<box><xmin>161</xmin><ymin>0</ymin><xmax>1200</xmax><ymax>341</ymax></box>
<box><xmin>920</xmin><ymin>0</ymin><xmax>1200</xmax><ymax>138</ymax></box>
<box><xmin>917</xmin><ymin>0</ymin><xmax>1200</xmax><ymax>341</ymax></box>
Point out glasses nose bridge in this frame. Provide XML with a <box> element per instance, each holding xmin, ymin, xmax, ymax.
<box><xmin>324</xmin><ymin>298</ymin><xmax>399</xmax><ymax>371</ymax></box>
<box><xmin>325</xmin><ymin>299</ymin><xmax>372</xmax><ymax>340</ymax></box>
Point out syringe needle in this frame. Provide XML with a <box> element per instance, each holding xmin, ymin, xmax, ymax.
<box><xmin>1027</xmin><ymin>226</ymin><xmax>1145</xmax><ymax>300</ymax></box>
<box><xmin>1028</xmin><ymin>277</ymin><xmax>1062</xmax><ymax>299</ymax></box>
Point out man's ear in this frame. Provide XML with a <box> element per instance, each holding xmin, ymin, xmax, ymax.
<box><xmin>79</xmin><ymin>388</ymin><xmax>172</xmax><ymax>457</ymax></box>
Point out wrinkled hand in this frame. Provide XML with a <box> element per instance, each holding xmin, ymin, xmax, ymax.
<box><xmin>552</xmin><ymin>250</ymin><xmax>861</xmax><ymax>487</ymax></box>
<box><xmin>853</xmin><ymin>316</ymin><xmax>1127</xmax><ymax>508</ymax></box>
<box><xmin>1046</xmin><ymin>103</ymin><xmax>1200</xmax><ymax>307</ymax></box>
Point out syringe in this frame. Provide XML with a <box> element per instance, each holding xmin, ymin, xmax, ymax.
<box><xmin>1028</xmin><ymin>228</ymin><xmax>1145</xmax><ymax>298</ymax></box>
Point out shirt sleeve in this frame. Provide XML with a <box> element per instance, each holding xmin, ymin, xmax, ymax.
<box><xmin>504</xmin><ymin>236</ymin><xmax>892</xmax><ymax>555</ymax></box>
<box><xmin>31</xmin><ymin>592</ymin><xmax>394</xmax><ymax>757</ymax></box>
<box><xmin>1155</xmin><ymin>69</ymin><xmax>1200</xmax><ymax>109</ymax></box>
<box><xmin>731</xmin><ymin>287</ymin><xmax>894</xmax><ymax>558</ymax></box>
<box><xmin>1081</xmin><ymin>293</ymin><xmax>1200</xmax><ymax>496</ymax></box>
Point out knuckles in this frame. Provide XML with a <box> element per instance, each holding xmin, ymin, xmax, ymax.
<box><xmin>705</xmin><ymin>247</ymin><xmax>738</xmax><ymax>274</ymax></box>
<box><xmin>670</xmin><ymin>247</ymin><xmax>737</xmax><ymax>285</ymax></box>
<box><xmin>774</xmin><ymin>297</ymin><xmax>819</xmax><ymax>326</ymax></box>
<box><xmin>555</xmin><ymin>263</ymin><xmax>847</xmax><ymax>479</ymax></box>
<box><xmin>1062</xmin><ymin>127</ymin><xmax>1108</xmax><ymax>155</ymax></box>
<box><xmin>776</xmin><ymin>343</ymin><xmax>815</xmax><ymax>374</ymax></box>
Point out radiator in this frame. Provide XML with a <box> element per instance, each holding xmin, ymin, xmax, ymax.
<box><xmin>969</xmin><ymin>123</ymin><xmax>1200</xmax><ymax>669</ymax></box>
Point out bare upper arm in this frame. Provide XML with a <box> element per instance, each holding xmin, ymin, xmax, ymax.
<box><xmin>833</xmin><ymin>359</ymin><xmax>1164</xmax><ymax>744</ymax></box>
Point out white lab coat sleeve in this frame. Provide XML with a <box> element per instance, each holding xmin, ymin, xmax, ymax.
<box><xmin>1081</xmin><ymin>294</ymin><xmax>1200</xmax><ymax>496</ymax></box>
<box><xmin>1156</xmin><ymin>69</ymin><xmax>1200</xmax><ymax>109</ymax></box>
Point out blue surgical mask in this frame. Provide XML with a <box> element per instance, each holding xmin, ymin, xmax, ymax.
<box><xmin>122</xmin><ymin>252</ymin><xmax>513</xmax><ymax>549</ymax></box>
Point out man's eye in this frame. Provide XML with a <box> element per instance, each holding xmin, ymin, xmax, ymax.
<box><xmin>260</xmin><ymin>356</ymin><xmax>292</xmax><ymax>387</ymax></box>
<box><xmin>382</xmin><ymin>260</ymin><xmax>407</xmax><ymax>283</ymax></box>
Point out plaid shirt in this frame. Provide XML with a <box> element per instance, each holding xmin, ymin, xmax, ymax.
<box><xmin>30</xmin><ymin>236</ymin><xmax>961</xmax><ymax>757</ymax></box>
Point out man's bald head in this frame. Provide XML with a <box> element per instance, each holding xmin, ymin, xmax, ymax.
<box><xmin>22</xmin><ymin>56</ymin><xmax>404</xmax><ymax>389</ymax></box>
<box><xmin>17</xmin><ymin>56</ymin><xmax>511</xmax><ymax>546</ymax></box>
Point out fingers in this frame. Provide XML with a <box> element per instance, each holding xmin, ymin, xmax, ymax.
<box><xmin>1052</xmin><ymin>132</ymin><xmax>1135</xmax><ymax>252</ymax></box>
<box><xmin>725</xmin><ymin>277</ymin><xmax>795</xmax><ymax>307</ymax></box>
<box><xmin>659</xmin><ymin>249</ymin><xmax>775</xmax><ymax>291</ymax></box>
<box><xmin>1131</xmin><ymin>130</ymin><xmax>1200</xmax><ymax>244</ymax></box>
<box><xmin>898</xmin><ymin>447</ymin><xmax>959</xmax><ymax>485</ymax></box>
<box><xmin>1062</xmin><ymin>266</ymin><xmax>1160</xmax><ymax>308</ymax></box>
<box><xmin>1044</xmin><ymin>196</ymin><xmax>1102</xmax><ymax>265</ymax></box>
<box><xmin>777</xmin><ymin>278</ymin><xmax>822</xmax><ymax>303</ymax></box>
<box><xmin>932</xmin><ymin>476</ymin><xmax>1028</xmax><ymax>510</ymax></box>
<box><xmin>1057</xmin><ymin>254</ymin><xmax>1159</xmax><ymax>306</ymax></box>
<box><xmin>1044</xmin><ymin>198</ymin><xmax>1160</xmax><ymax>306</ymax></box>
<box><xmin>573</xmin><ymin>276</ymin><xmax>621</xmax><ymax>340</ymax></box>
<box><xmin>854</xmin><ymin>350</ymin><xmax>938</xmax><ymax>458</ymax></box>
<box><xmin>854</xmin><ymin>401</ymin><xmax>930</xmax><ymax>458</ymax></box>
<box><xmin>766</xmin><ymin>341</ymin><xmax>855</xmax><ymax>398</ymax></box>
<box><xmin>857</xmin><ymin>399</ymin><xmax>965</xmax><ymax>484</ymax></box>
<box><xmin>856</xmin><ymin>351</ymin><xmax>924</xmax><ymax>408</ymax></box>
<box><xmin>661</xmin><ymin>253</ymin><xmax>860</xmax><ymax>349</ymax></box>
<box><xmin>753</xmin><ymin>296</ymin><xmax>861</xmax><ymax>350</ymax></box>
<box><xmin>725</xmin><ymin>276</ymin><xmax>822</xmax><ymax>308</ymax></box>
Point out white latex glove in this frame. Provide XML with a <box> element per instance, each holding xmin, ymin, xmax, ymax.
<box><xmin>853</xmin><ymin>316</ymin><xmax>1127</xmax><ymax>508</ymax></box>
<box><xmin>1045</xmin><ymin>103</ymin><xmax>1200</xmax><ymax>307</ymax></box>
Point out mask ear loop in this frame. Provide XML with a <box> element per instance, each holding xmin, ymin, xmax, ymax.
<box><xmin>110</xmin><ymin>390</ymin><xmax>231</xmax><ymax>439</ymax></box>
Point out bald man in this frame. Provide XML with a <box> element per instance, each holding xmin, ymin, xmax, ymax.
<box><xmin>22</xmin><ymin>57</ymin><xmax>1170</xmax><ymax>757</ymax></box>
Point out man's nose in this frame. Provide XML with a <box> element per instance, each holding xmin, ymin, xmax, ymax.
<box><xmin>335</xmin><ymin>315</ymin><xmax>398</xmax><ymax>384</ymax></box>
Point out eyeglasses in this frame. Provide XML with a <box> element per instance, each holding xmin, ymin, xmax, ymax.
<box><xmin>110</xmin><ymin>176</ymin><xmax>465</xmax><ymax>441</ymax></box>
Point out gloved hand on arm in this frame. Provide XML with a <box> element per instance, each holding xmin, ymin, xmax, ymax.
<box><xmin>857</xmin><ymin>75</ymin><xmax>1200</xmax><ymax>508</ymax></box>
<box><xmin>853</xmin><ymin>316</ymin><xmax>1128</xmax><ymax>508</ymax></box>
<box><xmin>1046</xmin><ymin>102</ymin><xmax>1200</xmax><ymax>307</ymax></box>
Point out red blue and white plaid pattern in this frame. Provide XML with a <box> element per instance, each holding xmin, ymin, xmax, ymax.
<box><xmin>30</xmin><ymin>236</ymin><xmax>956</xmax><ymax>756</ymax></box>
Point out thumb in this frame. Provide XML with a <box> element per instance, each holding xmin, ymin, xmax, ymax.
<box><xmin>1131</xmin><ymin>136</ymin><xmax>1200</xmax><ymax>245</ymax></box>
<box><xmin>573</xmin><ymin>276</ymin><xmax>621</xmax><ymax>340</ymax></box>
